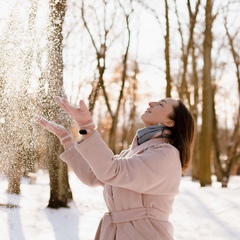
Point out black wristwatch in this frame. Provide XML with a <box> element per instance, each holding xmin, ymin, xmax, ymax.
<box><xmin>79</xmin><ymin>129</ymin><xmax>93</xmax><ymax>135</ymax></box>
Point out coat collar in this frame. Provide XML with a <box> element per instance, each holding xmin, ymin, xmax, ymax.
<box><xmin>128</xmin><ymin>135</ymin><xmax>168</xmax><ymax>156</ymax></box>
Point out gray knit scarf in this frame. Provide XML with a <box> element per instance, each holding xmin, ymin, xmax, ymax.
<box><xmin>137</xmin><ymin>124</ymin><xmax>171</xmax><ymax>145</ymax></box>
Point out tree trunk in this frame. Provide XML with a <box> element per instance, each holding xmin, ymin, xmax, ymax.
<box><xmin>191</xmin><ymin>43</ymin><xmax>200</xmax><ymax>180</ymax></box>
<box><xmin>44</xmin><ymin>0</ymin><xmax>72</xmax><ymax>208</ymax></box>
<box><xmin>109</xmin><ymin>9</ymin><xmax>132</xmax><ymax>152</ymax></box>
<box><xmin>173</xmin><ymin>0</ymin><xmax>201</xmax><ymax>179</ymax></box>
<box><xmin>7</xmin><ymin>148</ymin><xmax>23</xmax><ymax>194</ymax></box>
<box><xmin>164</xmin><ymin>0</ymin><xmax>171</xmax><ymax>97</ymax></box>
<box><xmin>47</xmin><ymin>135</ymin><xmax>71</xmax><ymax>208</ymax></box>
<box><xmin>199</xmin><ymin>0</ymin><xmax>213</xmax><ymax>186</ymax></box>
<box><xmin>58</xmin><ymin>158</ymin><xmax>73</xmax><ymax>203</ymax></box>
<box><xmin>47</xmin><ymin>135</ymin><xmax>62</xmax><ymax>208</ymax></box>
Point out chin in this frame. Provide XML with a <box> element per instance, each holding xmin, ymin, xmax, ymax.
<box><xmin>140</xmin><ymin>117</ymin><xmax>148</xmax><ymax>127</ymax></box>
<box><xmin>140</xmin><ymin>114</ymin><xmax>147</xmax><ymax>122</ymax></box>
<box><xmin>139</xmin><ymin>115</ymin><xmax>144</xmax><ymax>123</ymax></box>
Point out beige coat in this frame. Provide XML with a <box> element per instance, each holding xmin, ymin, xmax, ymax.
<box><xmin>60</xmin><ymin>131</ymin><xmax>182</xmax><ymax>240</ymax></box>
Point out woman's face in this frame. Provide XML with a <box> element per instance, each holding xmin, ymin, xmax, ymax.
<box><xmin>141</xmin><ymin>98</ymin><xmax>178</xmax><ymax>127</ymax></box>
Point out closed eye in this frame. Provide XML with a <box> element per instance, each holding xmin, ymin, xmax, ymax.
<box><xmin>158</xmin><ymin>99</ymin><xmax>167</xmax><ymax>107</ymax></box>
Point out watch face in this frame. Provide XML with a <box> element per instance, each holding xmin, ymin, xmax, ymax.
<box><xmin>79</xmin><ymin>129</ymin><xmax>88</xmax><ymax>135</ymax></box>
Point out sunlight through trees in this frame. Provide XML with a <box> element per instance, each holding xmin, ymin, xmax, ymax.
<box><xmin>0</xmin><ymin>0</ymin><xmax>239</xmax><ymax>201</ymax></box>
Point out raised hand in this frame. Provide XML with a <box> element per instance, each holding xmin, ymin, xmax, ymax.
<box><xmin>55</xmin><ymin>97</ymin><xmax>95</xmax><ymax>131</ymax></box>
<box><xmin>34</xmin><ymin>115</ymin><xmax>72</xmax><ymax>145</ymax></box>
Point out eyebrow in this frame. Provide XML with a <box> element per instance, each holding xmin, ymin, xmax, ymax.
<box><xmin>161</xmin><ymin>100</ymin><xmax>167</xmax><ymax>104</ymax></box>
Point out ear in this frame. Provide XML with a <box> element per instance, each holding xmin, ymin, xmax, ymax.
<box><xmin>165</xmin><ymin>120</ymin><xmax>175</xmax><ymax>127</ymax></box>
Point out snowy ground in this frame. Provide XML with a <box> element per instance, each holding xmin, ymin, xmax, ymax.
<box><xmin>0</xmin><ymin>171</ymin><xmax>240</xmax><ymax>240</ymax></box>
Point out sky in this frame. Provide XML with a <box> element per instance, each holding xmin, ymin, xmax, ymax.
<box><xmin>0</xmin><ymin>0</ymin><xmax>238</xmax><ymax>127</ymax></box>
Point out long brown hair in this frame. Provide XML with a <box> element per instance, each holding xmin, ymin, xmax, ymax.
<box><xmin>168</xmin><ymin>100</ymin><xmax>195</xmax><ymax>173</ymax></box>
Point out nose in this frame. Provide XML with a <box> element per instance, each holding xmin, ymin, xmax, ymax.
<box><xmin>148</xmin><ymin>102</ymin><xmax>156</xmax><ymax>107</ymax></box>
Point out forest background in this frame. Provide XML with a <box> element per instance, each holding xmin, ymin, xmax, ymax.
<box><xmin>0</xmin><ymin>0</ymin><xmax>239</xmax><ymax>208</ymax></box>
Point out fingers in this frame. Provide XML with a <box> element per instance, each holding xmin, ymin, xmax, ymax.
<box><xmin>34</xmin><ymin>114</ymin><xmax>71</xmax><ymax>143</ymax></box>
<box><xmin>55</xmin><ymin>96</ymin><xmax>62</xmax><ymax>104</ymax></box>
<box><xmin>55</xmin><ymin>96</ymin><xmax>70</xmax><ymax>113</ymax></box>
<box><xmin>61</xmin><ymin>98</ymin><xmax>78</xmax><ymax>113</ymax></box>
<box><xmin>34</xmin><ymin>115</ymin><xmax>55</xmax><ymax>132</ymax></box>
<box><xmin>55</xmin><ymin>96</ymin><xmax>79</xmax><ymax>115</ymax></box>
<box><xmin>34</xmin><ymin>115</ymin><xmax>49</xmax><ymax>127</ymax></box>
<box><xmin>55</xmin><ymin>96</ymin><xmax>89</xmax><ymax>115</ymax></box>
<box><xmin>79</xmin><ymin>100</ymin><xmax>88</xmax><ymax>111</ymax></box>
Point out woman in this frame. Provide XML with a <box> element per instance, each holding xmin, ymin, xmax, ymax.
<box><xmin>35</xmin><ymin>96</ymin><xmax>195</xmax><ymax>240</ymax></box>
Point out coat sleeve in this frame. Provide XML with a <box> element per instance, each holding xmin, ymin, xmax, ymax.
<box><xmin>60</xmin><ymin>144</ymin><xmax>104</xmax><ymax>187</ymax></box>
<box><xmin>75</xmin><ymin>131</ymin><xmax>182</xmax><ymax>195</ymax></box>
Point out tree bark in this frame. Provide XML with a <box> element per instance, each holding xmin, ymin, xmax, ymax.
<box><xmin>199</xmin><ymin>0</ymin><xmax>213</xmax><ymax>186</ymax></box>
<box><xmin>7</xmin><ymin>146</ymin><xmax>23</xmax><ymax>194</ymax></box>
<box><xmin>164</xmin><ymin>0</ymin><xmax>171</xmax><ymax>97</ymax></box>
<box><xmin>44</xmin><ymin>0</ymin><xmax>72</xmax><ymax>208</ymax></box>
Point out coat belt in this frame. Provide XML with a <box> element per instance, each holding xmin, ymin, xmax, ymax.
<box><xmin>109</xmin><ymin>206</ymin><xmax>169</xmax><ymax>223</ymax></box>
<box><xmin>95</xmin><ymin>207</ymin><xmax>169</xmax><ymax>240</ymax></box>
